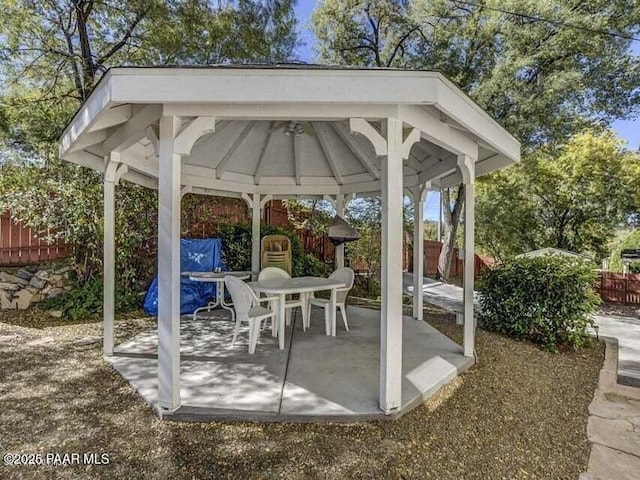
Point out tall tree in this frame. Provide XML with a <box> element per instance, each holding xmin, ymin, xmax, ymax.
<box><xmin>476</xmin><ymin>130</ymin><xmax>640</xmax><ymax>261</ymax></box>
<box><xmin>0</xmin><ymin>0</ymin><xmax>298</xmax><ymax>289</ymax></box>
<box><xmin>312</xmin><ymin>0</ymin><xmax>640</xmax><ymax>279</ymax></box>
<box><xmin>0</xmin><ymin>0</ymin><xmax>298</xmax><ymax>154</ymax></box>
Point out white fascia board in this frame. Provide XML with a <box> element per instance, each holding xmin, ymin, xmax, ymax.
<box><xmin>189</xmin><ymin>187</ymin><xmax>243</xmax><ymax>199</ymax></box>
<box><xmin>339</xmin><ymin>180</ymin><xmax>381</xmax><ymax>194</ymax></box>
<box><xmin>110</xmin><ymin>68</ymin><xmax>441</xmax><ymax>105</ymax></box>
<box><xmin>163</xmin><ymin>103</ymin><xmax>400</xmax><ymax>121</ymax></box>
<box><xmin>256</xmin><ymin>184</ymin><xmax>341</xmax><ymax>196</ymax></box>
<box><xmin>435</xmin><ymin>76</ymin><xmax>521</xmax><ymax>163</ymax></box>
<box><xmin>88</xmin><ymin>104</ymin><xmax>132</xmax><ymax>133</ymax></box>
<box><xmin>59</xmin><ymin>72</ymin><xmax>113</xmax><ymax>157</ymax></box>
<box><xmin>475</xmin><ymin>153</ymin><xmax>514</xmax><ymax>177</ymax></box>
<box><xmin>120</xmin><ymin>170</ymin><xmax>157</xmax><ymax>189</ymax></box>
<box><xmin>299</xmin><ymin>176</ymin><xmax>340</xmax><ymax>186</ymax></box>
<box><xmin>399</xmin><ymin>104</ymin><xmax>477</xmax><ymax>158</ymax></box>
<box><xmin>62</xmin><ymin>151</ymin><xmax>106</xmax><ymax>171</ymax></box>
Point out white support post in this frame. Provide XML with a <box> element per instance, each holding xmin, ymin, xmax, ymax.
<box><xmin>380</xmin><ymin>117</ymin><xmax>405</xmax><ymax>412</ymax></box>
<box><xmin>458</xmin><ymin>155</ymin><xmax>476</xmax><ymax>358</ymax></box>
<box><xmin>243</xmin><ymin>193</ymin><xmax>272</xmax><ymax>279</ymax></box>
<box><xmin>335</xmin><ymin>195</ymin><xmax>346</xmax><ymax>270</ymax></box>
<box><xmin>350</xmin><ymin>116</ymin><xmax>421</xmax><ymax>414</ymax></box>
<box><xmin>103</xmin><ymin>154</ymin><xmax>127</xmax><ymax>357</ymax></box>
<box><xmin>411</xmin><ymin>184</ymin><xmax>428</xmax><ymax>321</ymax></box>
<box><xmin>103</xmin><ymin>154</ymin><xmax>116</xmax><ymax>356</ymax></box>
<box><xmin>158</xmin><ymin>115</ymin><xmax>182</xmax><ymax>412</ymax></box>
<box><xmin>251</xmin><ymin>195</ymin><xmax>261</xmax><ymax>277</ymax></box>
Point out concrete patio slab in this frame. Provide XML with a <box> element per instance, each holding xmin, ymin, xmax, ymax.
<box><xmin>402</xmin><ymin>273</ymin><xmax>480</xmax><ymax>315</ymax></box>
<box><xmin>108</xmin><ymin>306</ymin><xmax>473</xmax><ymax>422</ymax></box>
<box><xmin>593</xmin><ymin>314</ymin><xmax>640</xmax><ymax>387</ymax></box>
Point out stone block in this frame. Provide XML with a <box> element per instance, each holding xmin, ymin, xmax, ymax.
<box><xmin>14</xmin><ymin>289</ymin><xmax>34</xmax><ymax>310</ymax></box>
<box><xmin>587</xmin><ymin>415</ymin><xmax>640</xmax><ymax>458</ymax></box>
<box><xmin>0</xmin><ymin>272</ymin><xmax>28</xmax><ymax>286</ymax></box>
<box><xmin>35</xmin><ymin>270</ymin><xmax>49</xmax><ymax>280</ymax></box>
<box><xmin>0</xmin><ymin>290</ymin><xmax>16</xmax><ymax>310</ymax></box>
<box><xmin>47</xmin><ymin>310</ymin><xmax>63</xmax><ymax>318</ymax></box>
<box><xmin>0</xmin><ymin>282</ymin><xmax>21</xmax><ymax>292</ymax></box>
<box><xmin>54</xmin><ymin>266</ymin><xmax>71</xmax><ymax>275</ymax></box>
<box><xmin>29</xmin><ymin>276</ymin><xmax>47</xmax><ymax>289</ymax></box>
<box><xmin>14</xmin><ymin>269</ymin><xmax>33</xmax><ymax>281</ymax></box>
<box><xmin>587</xmin><ymin>443</ymin><xmax>640</xmax><ymax>480</ymax></box>
<box><xmin>49</xmin><ymin>274</ymin><xmax>64</xmax><ymax>287</ymax></box>
<box><xmin>47</xmin><ymin>288</ymin><xmax>65</xmax><ymax>298</ymax></box>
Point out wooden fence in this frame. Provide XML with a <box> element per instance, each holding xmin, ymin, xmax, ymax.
<box><xmin>597</xmin><ymin>271</ymin><xmax>640</xmax><ymax>305</ymax></box>
<box><xmin>0</xmin><ymin>212</ymin><xmax>70</xmax><ymax>266</ymax></box>
<box><xmin>2</xmin><ymin>200</ymin><xmax>493</xmax><ymax>277</ymax></box>
<box><xmin>420</xmin><ymin>240</ymin><xmax>493</xmax><ymax>279</ymax></box>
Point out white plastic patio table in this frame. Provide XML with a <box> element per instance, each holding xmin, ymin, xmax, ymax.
<box><xmin>246</xmin><ymin>277</ymin><xmax>346</xmax><ymax>349</ymax></box>
<box><xmin>184</xmin><ymin>271</ymin><xmax>253</xmax><ymax>320</ymax></box>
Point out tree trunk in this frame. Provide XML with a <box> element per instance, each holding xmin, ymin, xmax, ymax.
<box><xmin>74</xmin><ymin>0</ymin><xmax>96</xmax><ymax>99</ymax></box>
<box><xmin>436</xmin><ymin>185</ymin><xmax>465</xmax><ymax>282</ymax></box>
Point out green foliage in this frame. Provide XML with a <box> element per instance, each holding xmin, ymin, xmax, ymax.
<box><xmin>0</xmin><ymin>159</ymin><xmax>157</xmax><ymax>297</ymax></box>
<box><xmin>40</xmin><ymin>278</ymin><xmax>141</xmax><ymax>321</ymax></box>
<box><xmin>345</xmin><ymin>196</ymin><xmax>414</xmax><ymax>281</ymax></box>
<box><xmin>609</xmin><ymin>230</ymin><xmax>640</xmax><ymax>273</ymax></box>
<box><xmin>313</xmin><ymin>0</ymin><xmax>640</xmax><ymax>276</ymax></box>
<box><xmin>313</xmin><ymin>0</ymin><xmax>640</xmax><ymax>148</ymax></box>
<box><xmin>476</xmin><ymin>130</ymin><xmax>639</xmax><ymax>261</ymax></box>
<box><xmin>478</xmin><ymin>256</ymin><xmax>601</xmax><ymax>352</ymax></box>
<box><xmin>0</xmin><ymin>0</ymin><xmax>298</xmax><ymax>318</ymax></box>
<box><xmin>0</xmin><ymin>0</ymin><xmax>298</xmax><ymax>153</ymax></box>
<box><xmin>280</xmin><ymin>199</ymin><xmax>334</xmax><ymax>234</ymax></box>
<box><xmin>215</xmin><ymin>223</ymin><xmax>330</xmax><ymax>278</ymax></box>
<box><xmin>40</xmin><ymin>280</ymin><xmax>103</xmax><ymax>321</ymax></box>
<box><xmin>349</xmin><ymin>274</ymin><xmax>381</xmax><ymax>300</ymax></box>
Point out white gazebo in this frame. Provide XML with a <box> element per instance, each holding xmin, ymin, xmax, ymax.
<box><xmin>59</xmin><ymin>66</ymin><xmax>520</xmax><ymax>417</ymax></box>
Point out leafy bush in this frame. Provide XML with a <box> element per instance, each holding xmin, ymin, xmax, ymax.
<box><xmin>40</xmin><ymin>279</ymin><xmax>141</xmax><ymax>320</ymax></box>
<box><xmin>40</xmin><ymin>280</ymin><xmax>103</xmax><ymax>321</ymax></box>
<box><xmin>215</xmin><ymin>223</ymin><xmax>330</xmax><ymax>277</ymax></box>
<box><xmin>478</xmin><ymin>256</ymin><xmax>600</xmax><ymax>352</ymax></box>
<box><xmin>350</xmin><ymin>274</ymin><xmax>380</xmax><ymax>299</ymax></box>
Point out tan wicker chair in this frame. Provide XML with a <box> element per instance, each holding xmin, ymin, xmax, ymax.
<box><xmin>261</xmin><ymin>235</ymin><xmax>292</xmax><ymax>275</ymax></box>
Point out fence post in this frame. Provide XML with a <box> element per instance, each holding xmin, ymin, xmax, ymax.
<box><xmin>625</xmin><ymin>275</ymin><xmax>629</xmax><ymax>304</ymax></box>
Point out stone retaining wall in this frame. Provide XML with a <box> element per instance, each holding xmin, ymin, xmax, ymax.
<box><xmin>0</xmin><ymin>267</ymin><xmax>72</xmax><ymax>310</ymax></box>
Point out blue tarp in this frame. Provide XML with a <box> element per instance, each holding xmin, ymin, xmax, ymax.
<box><xmin>143</xmin><ymin>238</ymin><xmax>225</xmax><ymax>316</ymax></box>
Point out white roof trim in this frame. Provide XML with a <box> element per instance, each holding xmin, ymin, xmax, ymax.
<box><xmin>59</xmin><ymin>66</ymin><xmax>521</xmax><ymax>197</ymax></box>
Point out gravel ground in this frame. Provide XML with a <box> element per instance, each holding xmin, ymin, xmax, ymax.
<box><xmin>597</xmin><ymin>303</ymin><xmax>640</xmax><ymax>319</ymax></box>
<box><xmin>0</xmin><ymin>309</ymin><xmax>604</xmax><ymax>480</ymax></box>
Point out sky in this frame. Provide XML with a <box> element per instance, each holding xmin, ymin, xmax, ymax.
<box><xmin>294</xmin><ymin>1</ymin><xmax>639</xmax><ymax>221</ymax></box>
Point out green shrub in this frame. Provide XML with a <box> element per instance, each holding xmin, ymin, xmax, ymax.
<box><xmin>215</xmin><ymin>223</ymin><xmax>330</xmax><ymax>277</ymax></box>
<box><xmin>39</xmin><ymin>279</ymin><xmax>140</xmax><ymax>320</ymax></box>
<box><xmin>478</xmin><ymin>256</ymin><xmax>600</xmax><ymax>352</ymax></box>
<box><xmin>40</xmin><ymin>280</ymin><xmax>103</xmax><ymax>321</ymax></box>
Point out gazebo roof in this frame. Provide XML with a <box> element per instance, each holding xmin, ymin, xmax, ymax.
<box><xmin>59</xmin><ymin>65</ymin><xmax>520</xmax><ymax>197</ymax></box>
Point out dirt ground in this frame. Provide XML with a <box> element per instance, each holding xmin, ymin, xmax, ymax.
<box><xmin>0</xmin><ymin>308</ymin><xmax>604</xmax><ymax>479</ymax></box>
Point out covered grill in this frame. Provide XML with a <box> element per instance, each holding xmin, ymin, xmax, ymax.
<box><xmin>328</xmin><ymin>216</ymin><xmax>361</xmax><ymax>246</ymax></box>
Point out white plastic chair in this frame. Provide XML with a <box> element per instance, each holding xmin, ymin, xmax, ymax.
<box><xmin>307</xmin><ymin>268</ymin><xmax>355</xmax><ymax>333</ymax></box>
<box><xmin>257</xmin><ymin>267</ymin><xmax>308</xmax><ymax>332</ymax></box>
<box><xmin>225</xmin><ymin>275</ymin><xmax>278</xmax><ymax>354</ymax></box>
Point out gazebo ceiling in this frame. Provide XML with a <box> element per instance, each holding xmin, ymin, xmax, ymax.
<box><xmin>59</xmin><ymin>65</ymin><xmax>521</xmax><ymax>197</ymax></box>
